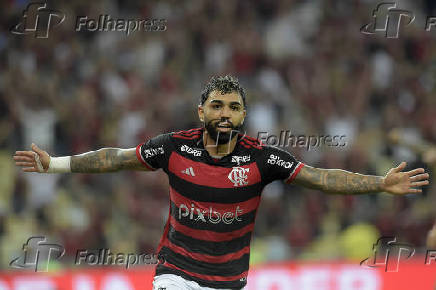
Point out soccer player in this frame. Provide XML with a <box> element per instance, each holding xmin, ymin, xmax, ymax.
<box><xmin>14</xmin><ymin>76</ymin><xmax>429</xmax><ymax>290</ymax></box>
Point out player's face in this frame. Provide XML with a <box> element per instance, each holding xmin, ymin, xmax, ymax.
<box><xmin>198</xmin><ymin>90</ymin><xmax>246</xmax><ymax>144</ymax></box>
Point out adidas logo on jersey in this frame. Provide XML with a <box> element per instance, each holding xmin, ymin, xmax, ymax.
<box><xmin>181</xmin><ymin>167</ymin><xmax>195</xmax><ymax>176</ymax></box>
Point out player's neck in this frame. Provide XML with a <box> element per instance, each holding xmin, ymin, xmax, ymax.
<box><xmin>203</xmin><ymin>131</ymin><xmax>238</xmax><ymax>157</ymax></box>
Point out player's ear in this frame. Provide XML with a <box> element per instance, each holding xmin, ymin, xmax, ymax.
<box><xmin>198</xmin><ymin>105</ymin><xmax>204</xmax><ymax>122</ymax></box>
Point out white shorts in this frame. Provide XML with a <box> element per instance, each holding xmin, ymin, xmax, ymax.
<box><xmin>152</xmin><ymin>274</ymin><xmax>246</xmax><ymax>290</ymax></box>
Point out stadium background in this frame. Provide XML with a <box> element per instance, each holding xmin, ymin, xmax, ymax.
<box><xmin>0</xmin><ymin>0</ymin><xmax>435</xmax><ymax>289</ymax></box>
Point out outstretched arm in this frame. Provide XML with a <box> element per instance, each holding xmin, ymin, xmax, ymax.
<box><xmin>70</xmin><ymin>148</ymin><xmax>146</xmax><ymax>172</ymax></box>
<box><xmin>13</xmin><ymin>143</ymin><xmax>149</xmax><ymax>173</ymax></box>
<box><xmin>294</xmin><ymin>162</ymin><xmax>429</xmax><ymax>195</ymax></box>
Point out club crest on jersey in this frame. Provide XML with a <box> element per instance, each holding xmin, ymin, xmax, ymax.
<box><xmin>228</xmin><ymin>167</ymin><xmax>250</xmax><ymax>187</ymax></box>
<box><xmin>231</xmin><ymin>155</ymin><xmax>250</xmax><ymax>166</ymax></box>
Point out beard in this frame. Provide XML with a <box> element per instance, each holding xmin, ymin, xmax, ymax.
<box><xmin>204</xmin><ymin>118</ymin><xmax>243</xmax><ymax>145</ymax></box>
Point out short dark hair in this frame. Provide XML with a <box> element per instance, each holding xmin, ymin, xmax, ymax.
<box><xmin>200</xmin><ymin>75</ymin><xmax>246</xmax><ymax>108</ymax></box>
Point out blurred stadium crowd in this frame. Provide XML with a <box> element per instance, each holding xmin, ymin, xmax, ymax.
<box><xmin>0</xmin><ymin>0</ymin><xmax>435</xmax><ymax>268</ymax></box>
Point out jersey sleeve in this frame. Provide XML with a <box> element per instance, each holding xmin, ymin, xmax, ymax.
<box><xmin>261</xmin><ymin>145</ymin><xmax>305</xmax><ymax>184</ymax></box>
<box><xmin>136</xmin><ymin>133</ymin><xmax>172</xmax><ymax>171</ymax></box>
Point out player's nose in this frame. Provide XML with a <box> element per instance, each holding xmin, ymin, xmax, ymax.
<box><xmin>220</xmin><ymin>105</ymin><xmax>232</xmax><ymax>118</ymax></box>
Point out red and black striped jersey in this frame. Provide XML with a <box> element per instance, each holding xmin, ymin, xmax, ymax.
<box><xmin>136</xmin><ymin>127</ymin><xmax>304</xmax><ymax>289</ymax></box>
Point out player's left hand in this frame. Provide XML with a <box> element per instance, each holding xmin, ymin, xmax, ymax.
<box><xmin>382</xmin><ymin>162</ymin><xmax>429</xmax><ymax>194</ymax></box>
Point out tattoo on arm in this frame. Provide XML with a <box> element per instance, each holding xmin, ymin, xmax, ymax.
<box><xmin>294</xmin><ymin>165</ymin><xmax>384</xmax><ymax>194</ymax></box>
<box><xmin>71</xmin><ymin>148</ymin><xmax>149</xmax><ymax>173</ymax></box>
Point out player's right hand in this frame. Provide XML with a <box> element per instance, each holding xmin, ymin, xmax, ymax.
<box><xmin>13</xmin><ymin>143</ymin><xmax>50</xmax><ymax>173</ymax></box>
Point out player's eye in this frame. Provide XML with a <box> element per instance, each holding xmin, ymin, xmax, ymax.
<box><xmin>231</xmin><ymin>106</ymin><xmax>240</xmax><ymax>111</ymax></box>
<box><xmin>213</xmin><ymin>104</ymin><xmax>221</xmax><ymax>109</ymax></box>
